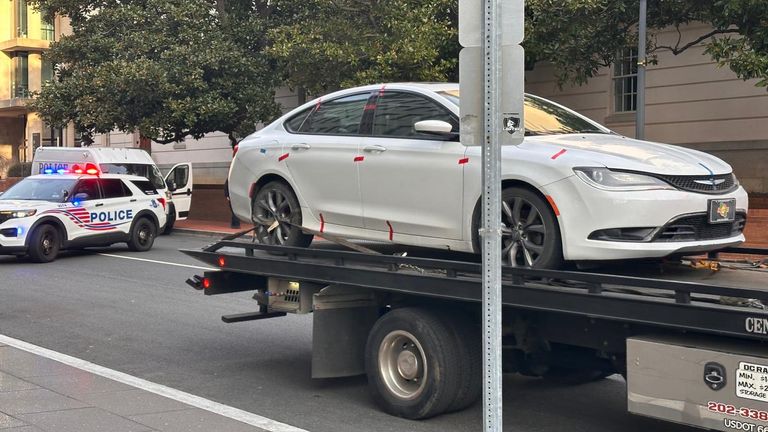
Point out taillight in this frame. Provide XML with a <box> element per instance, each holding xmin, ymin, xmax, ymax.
<box><xmin>218</xmin><ymin>256</ymin><xmax>226</xmax><ymax>267</ymax></box>
<box><xmin>202</xmin><ymin>277</ymin><xmax>211</xmax><ymax>289</ymax></box>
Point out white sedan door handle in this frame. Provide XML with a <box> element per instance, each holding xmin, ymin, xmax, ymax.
<box><xmin>291</xmin><ymin>143</ymin><xmax>312</xmax><ymax>150</ymax></box>
<box><xmin>363</xmin><ymin>145</ymin><xmax>387</xmax><ymax>153</ymax></box>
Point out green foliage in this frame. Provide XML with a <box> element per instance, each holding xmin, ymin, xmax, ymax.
<box><xmin>28</xmin><ymin>0</ymin><xmax>768</xmax><ymax>142</ymax></box>
<box><xmin>267</xmin><ymin>0</ymin><xmax>459</xmax><ymax>95</ymax></box>
<box><xmin>29</xmin><ymin>0</ymin><xmax>282</xmax><ymax>145</ymax></box>
<box><xmin>525</xmin><ymin>0</ymin><xmax>768</xmax><ymax>88</ymax></box>
<box><xmin>7</xmin><ymin>163</ymin><xmax>33</xmax><ymax>178</ymax></box>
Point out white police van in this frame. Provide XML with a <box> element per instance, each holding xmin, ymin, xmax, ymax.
<box><xmin>32</xmin><ymin>147</ymin><xmax>192</xmax><ymax>234</ymax></box>
<box><xmin>0</xmin><ymin>164</ymin><xmax>167</xmax><ymax>262</ymax></box>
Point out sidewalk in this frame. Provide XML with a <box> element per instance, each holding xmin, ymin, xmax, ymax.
<box><xmin>0</xmin><ymin>337</ymin><xmax>289</xmax><ymax>432</ymax></box>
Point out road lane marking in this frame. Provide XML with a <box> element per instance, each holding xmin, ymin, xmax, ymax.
<box><xmin>0</xmin><ymin>334</ymin><xmax>309</xmax><ymax>432</ymax></box>
<box><xmin>97</xmin><ymin>253</ymin><xmax>214</xmax><ymax>271</ymax></box>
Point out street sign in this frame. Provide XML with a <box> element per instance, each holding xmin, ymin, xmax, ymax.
<box><xmin>458</xmin><ymin>0</ymin><xmax>524</xmax><ymax>47</ymax></box>
<box><xmin>459</xmin><ymin>45</ymin><xmax>525</xmax><ymax>147</ymax></box>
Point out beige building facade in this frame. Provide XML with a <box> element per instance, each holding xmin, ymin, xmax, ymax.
<box><xmin>526</xmin><ymin>23</ymin><xmax>768</xmax><ymax>194</ymax></box>
<box><xmin>0</xmin><ymin>0</ymin><xmax>74</xmax><ymax>177</ymax></box>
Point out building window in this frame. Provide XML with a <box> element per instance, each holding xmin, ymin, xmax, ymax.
<box><xmin>12</xmin><ymin>52</ymin><xmax>30</xmax><ymax>98</ymax></box>
<box><xmin>16</xmin><ymin>0</ymin><xmax>28</xmax><ymax>37</ymax></box>
<box><xmin>613</xmin><ymin>47</ymin><xmax>638</xmax><ymax>113</ymax></box>
<box><xmin>42</xmin><ymin>55</ymin><xmax>54</xmax><ymax>83</ymax></box>
<box><xmin>41</xmin><ymin>20</ymin><xmax>55</xmax><ymax>41</ymax></box>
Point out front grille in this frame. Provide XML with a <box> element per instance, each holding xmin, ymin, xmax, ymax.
<box><xmin>655</xmin><ymin>173</ymin><xmax>736</xmax><ymax>194</ymax></box>
<box><xmin>654</xmin><ymin>212</ymin><xmax>746</xmax><ymax>242</ymax></box>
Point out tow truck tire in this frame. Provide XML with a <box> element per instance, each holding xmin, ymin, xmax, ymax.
<box><xmin>162</xmin><ymin>204</ymin><xmax>175</xmax><ymax>235</ymax></box>
<box><xmin>365</xmin><ymin>307</ymin><xmax>470</xmax><ymax>419</ymax></box>
<box><xmin>252</xmin><ymin>181</ymin><xmax>312</xmax><ymax>248</ymax></box>
<box><xmin>27</xmin><ymin>224</ymin><xmax>61</xmax><ymax>263</ymax></box>
<box><xmin>127</xmin><ymin>217</ymin><xmax>157</xmax><ymax>252</ymax></box>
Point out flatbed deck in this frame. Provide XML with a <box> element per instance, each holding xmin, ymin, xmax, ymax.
<box><xmin>183</xmin><ymin>240</ymin><xmax>768</xmax><ymax>342</ymax></box>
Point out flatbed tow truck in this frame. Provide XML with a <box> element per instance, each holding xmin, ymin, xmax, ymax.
<box><xmin>183</xmin><ymin>233</ymin><xmax>768</xmax><ymax>431</ymax></box>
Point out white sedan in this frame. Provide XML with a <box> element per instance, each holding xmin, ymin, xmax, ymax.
<box><xmin>228</xmin><ymin>83</ymin><xmax>748</xmax><ymax>268</ymax></box>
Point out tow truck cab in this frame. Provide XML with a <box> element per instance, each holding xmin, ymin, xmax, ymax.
<box><xmin>31</xmin><ymin>147</ymin><xmax>192</xmax><ymax>233</ymax></box>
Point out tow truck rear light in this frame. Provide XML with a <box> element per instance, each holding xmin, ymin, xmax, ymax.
<box><xmin>202</xmin><ymin>277</ymin><xmax>211</xmax><ymax>289</ymax></box>
<box><xmin>218</xmin><ymin>256</ymin><xmax>226</xmax><ymax>267</ymax></box>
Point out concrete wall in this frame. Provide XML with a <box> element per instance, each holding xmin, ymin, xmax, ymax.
<box><xmin>525</xmin><ymin>23</ymin><xmax>768</xmax><ymax>193</ymax></box>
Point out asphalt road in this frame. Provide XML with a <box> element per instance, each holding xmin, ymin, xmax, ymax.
<box><xmin>0</xmin><ymin>233</ymin><xmax>699</xmax><ymax>432</ymax></box>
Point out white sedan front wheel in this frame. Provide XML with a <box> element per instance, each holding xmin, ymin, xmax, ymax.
<box><xmin>500</xmin><ymin>187</ymin><xmax>563</xmax><ymax>269</ymax></box>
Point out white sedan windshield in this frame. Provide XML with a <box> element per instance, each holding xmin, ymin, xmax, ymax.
<box><xmin>438</xmin><ymin>91</ymin><xmax>608</xmax><ymax>136</ymax></box>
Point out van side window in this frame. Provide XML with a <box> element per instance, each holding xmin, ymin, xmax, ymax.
<box><xmin>100</xmin><ymin>179</ymin><xmax>132</xmax><ymax>199</ymax></box>
<box><xmin>130</xmin><ymin>180</ymin><xmax>158</xmax><ymax>195</ymax></box>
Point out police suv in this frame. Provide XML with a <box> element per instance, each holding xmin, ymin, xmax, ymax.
<box><xmin>0</xmin><ymin>163</ymin><xmax>167</xmax><ymax>262</ymax></box>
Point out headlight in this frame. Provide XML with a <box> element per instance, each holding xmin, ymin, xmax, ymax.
<box><xmin>732</xmin><ymin>173</ymin><xmax>740</xmax><ymax>187</ymax></box>
<box><xmin>573</xmin><ymin>168</ymin><xmax>674</xmax><ymax>191</ymax></box>
<box><xmin>0</xmin><ymin>209</ymin><xmax>37</xmax><ymax>219</ymax></box>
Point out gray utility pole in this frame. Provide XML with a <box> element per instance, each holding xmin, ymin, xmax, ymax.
<box><xmin>481</xmin><ymin>0</ymin><xmax>503</xmax><ymax>429</ymax></box>
<box><xmin>458</xmin><ymin>0</ymin><xmax>524</xmax><ymax>429</ymax></box>
<box><xmin>636</xmin><ymin>0</ymin><xmax>647</xmax><ymax>140</ymax></box>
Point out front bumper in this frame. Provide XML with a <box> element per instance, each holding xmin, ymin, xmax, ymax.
<box><xmin>0</xmin><ymin>221</ymin><xmax>30</xmax><ymax>254</ymax></box>
<box><xmin>544</xmin><ymin>175</ymin><xmax>749</xmax><ymax>261</ymax></box>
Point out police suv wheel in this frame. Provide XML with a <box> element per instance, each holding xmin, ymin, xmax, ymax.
<box><xmin>28</xmin><ymin>224</ymin><xmax>61</xmax><ymax>263</ymax></box>
<box><xmin>365</xmin><ymin>308</ymin><xmax>477</xmax><ymax>419</ymax></box>
<box><xmin>127</xmin><ymin>218</ymin><xmax>157</xmax><ymax>252</ymax></box>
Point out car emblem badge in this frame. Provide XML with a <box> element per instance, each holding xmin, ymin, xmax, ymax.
<box><xmin>717</xmin><ymin>202</ymin><xmax>730</xmax><ymax>218</ymax></box>
<box><xmin>704</xmin><ymin>362</ymin><xmax>726</xmax><ymax>390</ymax></box>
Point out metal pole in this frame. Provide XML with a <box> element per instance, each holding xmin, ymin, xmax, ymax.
<box><xmin>636</xmin><ymin>0</ymin><xmax>647</xmax><ymax>140</ymax></box>
<box><xmin>482</xmin><ymin>0</ymin><xmax>502</xmax><ymax>428</ymax></box>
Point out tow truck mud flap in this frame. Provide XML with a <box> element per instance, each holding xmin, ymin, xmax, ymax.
<box><xmin>628</xmin><ymin>336</ymin><xmax>768</xmax><ymax>431</ymax></box>
<box><xmin>311</xmin><ymin>286</ymin><xmax>378</xmax><ymax>379</ymax></box>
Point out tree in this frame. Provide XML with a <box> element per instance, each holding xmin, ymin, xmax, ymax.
<box><xmin>30</xmin><ymin>0</ymin><xmax>282</xmax><ymax>146</ymax></box>
<box><xmin>267</xmin><ymin>0</ymin><xmax>459</xmax><ymax>95</ymax></box>
<box><xmin>525</xmin><ymin>0</ymin><xmax>768</xmax><ymax>88</ymax></box>
<box><xmin>269</xmin><ymin>0</ymin><xmax>768</xmax><ymax>91</ymax></box>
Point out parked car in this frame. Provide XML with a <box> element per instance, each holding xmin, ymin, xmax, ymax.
<box><xmin>227</xmin><ymin>83</ymin><xmax>748</xmax><ymax>268</ymax></box>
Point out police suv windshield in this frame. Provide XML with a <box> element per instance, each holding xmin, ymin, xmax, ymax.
<box><xmin>437</xmin><ymin>91</ymin><xmax>609</xmax><ymax>136</ymax></box>
<box><xmin>0</xmin><ymin>178</ymin><xmax>76</xmax><ymax>202</ymax></box>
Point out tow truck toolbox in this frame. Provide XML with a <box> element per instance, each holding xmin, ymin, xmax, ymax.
<box><xmin>182</xmin><ymin>237</ymin><xmax>768</xmax><ymax>428</ymax></box>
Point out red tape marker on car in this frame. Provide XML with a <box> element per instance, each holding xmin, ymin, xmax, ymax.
<box><xmin>278</xmin><ymin>153</ymin><xmax>289</xmax><ymax>162</ymax></box>
<box><xmin>319</xmin><ymin>213</ymin><xmax>325</xmax><ymax>233</ymax></box>
<box><xmin>386</xmin><ymin>221</ymin><xmax>394</xmax><ymax>241</ymax></box>
<box><xmin>354</xmin><ymin>156</ymin><xmax>365</xmax><ymax>162</ymax></box>
<box><xmin>458</xmin><ymin>157</ymin><xmax>469</xmax><ymax>165</ymax></box>
<box><xmin>379</xmin><ymin>84</ymin><xmax>386</xmax><ymax>96</ymax></box>
<box><xmin>545</xmin><ymin>195</ymin><xmax>561</xmax><ymax>216</ymax></box>
<box><xmin>551</xmin><ymin>149</ymin><xmax>567</xmax><ymax>160</ymax></box>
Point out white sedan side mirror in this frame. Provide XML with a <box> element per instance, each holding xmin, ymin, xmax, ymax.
<box><xmin>414</xmin><ymin>120</ymin><xmax>454</xmax><ymax>135</ymax></box>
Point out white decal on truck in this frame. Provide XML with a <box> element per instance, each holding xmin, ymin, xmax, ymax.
<box><xmin>736</xmin><ymin>362</ymin><xmax>768</xmax><ymax>402</ymax></box>
<box><xmin>745</xmin><ymin>318</ymin><xmax>768</xmax><ymax>335</ymax></box>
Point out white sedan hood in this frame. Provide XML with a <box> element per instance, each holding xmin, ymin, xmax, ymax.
<box><xmin>524</xmin><ymin>134</ymin><xmax>732</xmax><ymax>176</ymax></box>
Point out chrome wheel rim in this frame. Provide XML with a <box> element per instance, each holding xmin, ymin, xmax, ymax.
<box><xmin>253</xmin><ymin>189</ymin><xmax>292</xmax><ymax>245</ymax></box>
<box><xmin>41</xmin><ymin>233</ymin><xmax>55</xmax><ymax>255</ymax></box>
<box><xmin>501</xmin><ymin>196</ymin><xmax>546</xmax><ymax>267</ymax></box>
<box><xmin>378</xmin><ymin>330</ymin><xmax>427</xmax><ymax>400</ymax></box>
<box><xmin>138</xmin><ymin>224</ymin><xmax>152</xmax><ymax>246</ymax></box>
